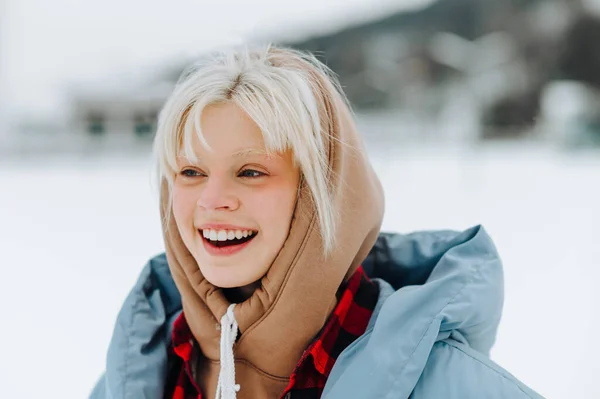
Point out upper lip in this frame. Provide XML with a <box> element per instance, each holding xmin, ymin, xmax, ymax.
<box><xmin>198</xmin><ymin>223</ymin><xmax>258</xmax><ymax>232</ymax></box>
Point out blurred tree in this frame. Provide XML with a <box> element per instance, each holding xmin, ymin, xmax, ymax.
<box><xmin>482</xmin><ymin>89</ymin><xmax>541</xmax><ymax>139</ymax></box>
<box><xmin>557</xmin><ymin>14</ymin><xmax>600</xmax><ymax>88</ymax></box>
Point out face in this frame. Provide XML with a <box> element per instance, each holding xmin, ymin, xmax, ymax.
<box><xmin>172</xmin><ymin>102</ymin><xmax>300</xmax><ymax>289</ymax></box>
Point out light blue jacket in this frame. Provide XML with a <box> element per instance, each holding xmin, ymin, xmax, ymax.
<box><xmin>90</xmin><ymin>225</ymin><xmax>544</xmax><ymax>398</ymax></box>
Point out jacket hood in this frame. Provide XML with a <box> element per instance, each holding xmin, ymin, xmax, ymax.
<box><xmin>324</xmin><ymin>225</ymin><xmax>505</xmax><ymax>398</ymax></box>
<box><xmin>159</xmin><ymin>49</ymin><xmax>385</xmax><ymax>396</ymax></box>
<box><xmin>364</xmin><ymin>225</ymin><xmax>504</xmax><ymax>354</ymax></box>
<box><xmin>92</xmin><ymin>226</ymin><xmax>506</xmax><ymax>399</ymax></box>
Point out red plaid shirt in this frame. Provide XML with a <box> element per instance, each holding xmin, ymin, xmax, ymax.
<box><xmin>164</xmin><ymin>266</ymin><xmax>379</xmax><ymax>399</ymax></box>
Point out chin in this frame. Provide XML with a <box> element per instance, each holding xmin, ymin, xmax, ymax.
<box><xmin>207</xmin><ymin>277</ymin><xmax>240</xmax><ymax>289</ymax></box>
<box><xmin>200</xmin><ymin>266</ymin><xmax>255</xmax><ymax>289</ymax></box>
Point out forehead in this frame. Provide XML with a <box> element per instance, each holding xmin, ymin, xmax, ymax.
<box><xmin>201</xmin><ymin>102</ymin><xmax>266</xmax><ymax>147</ymax></box>
<box><xmin>177</xmin><ymin>102</ymin><xmax>293</xmax><ymax>164</ymax></box>
<box><xmin>178</xmin><ymin>103</ymin><xmax>264</xmax><ymax>157</ymax></box>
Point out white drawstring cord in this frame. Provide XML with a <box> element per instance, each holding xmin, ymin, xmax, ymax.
<box><xmin>215</xmin><ymin>304</ymin><xmax>240</xmax><ymax>399</ymax></box>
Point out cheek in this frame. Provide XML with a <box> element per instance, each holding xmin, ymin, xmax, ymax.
<box><xmin>171</xmin><ymin>186</ymin><xmax>197</xmax><ymax>233</ymax></box>
<box><xmin>251</xmin><ymin>187</ymin><xmax>297</xmax><ymax>236</ymax></box>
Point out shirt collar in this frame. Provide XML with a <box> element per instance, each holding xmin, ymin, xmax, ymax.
<box><xmin>170</xmin><ymin>265</ymin><xmax>379</xmax><ymax>378</ymax></box>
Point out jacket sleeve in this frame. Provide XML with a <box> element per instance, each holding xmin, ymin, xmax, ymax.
<box><xmin>411</xmin><ymin>339</ymin><xmax>545</xmax><ymax>399</ymax></box>
<box><xmin>89</xmin><ymin>374</ymin><xmax>107</xmax><ymax>399</ymax></box>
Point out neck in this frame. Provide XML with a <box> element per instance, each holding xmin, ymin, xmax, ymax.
<box><xmin>222</xmin><ymin>281</ymin><xmax>261</xmax><ymax>304</ymax></box>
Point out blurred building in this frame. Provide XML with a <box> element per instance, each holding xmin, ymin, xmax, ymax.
<box><xmin>12</xmin><ymin>0</ymin><xmax>600</xmax><ymax>155</ymax></box>
<box><xmin>69</xmin><ymin>80</ymin><xmax>171</xmax><ymax>145</ymax></box>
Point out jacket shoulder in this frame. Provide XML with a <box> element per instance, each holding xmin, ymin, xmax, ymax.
<box><xmin>411</xmin><ymin>339</ymin><xmax>544</xmax><ymax>399</ymax></box>
<box><xmin>88</xmin><ymin>253</ymin><xmax>182</xmax><ymax>399</ymax></box>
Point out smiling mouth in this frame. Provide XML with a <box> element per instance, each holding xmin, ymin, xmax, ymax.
<box><xmin>199</xmin><ymin>229</ymin><xmax>258</xmax><ymax>248</ymax></box>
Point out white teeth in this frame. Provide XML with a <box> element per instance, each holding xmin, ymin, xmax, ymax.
<box><xmin>202</xmin><ymin>228</ymin><xmax>257</xmax><ymax>241</ymax></box>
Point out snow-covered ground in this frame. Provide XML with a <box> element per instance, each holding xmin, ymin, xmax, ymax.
<box><xmin>1</xmin><ymin>142</ymin><xmax>598</xmax><ymax>398</ymax></box>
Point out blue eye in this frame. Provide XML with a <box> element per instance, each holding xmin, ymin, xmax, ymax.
<box><xmin>180</xmin><ymin>169</ymin><xmax>204</xmax><ymax>177</ymax></box>
<box><xmin>239</xmin><ymin>169</ymin><xmax>265</xmax><ymax>178</ymax></box>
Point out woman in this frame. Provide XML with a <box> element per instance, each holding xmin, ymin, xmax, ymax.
<box><xmin>90</xmin><ymin>46</ymin><xmax>543</xmax><ymax>399</ymax></box>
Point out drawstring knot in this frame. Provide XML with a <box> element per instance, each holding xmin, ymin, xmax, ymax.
<box><xmin>215</xmin><ymin>304</ymin><xmax>240</xmax><ymax>399</ymax></box>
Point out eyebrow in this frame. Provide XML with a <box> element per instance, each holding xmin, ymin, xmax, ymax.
<box><xmin>231</xmin><ymin>148</ymin><xmax>281</xmax><ymax>159</ymax></box>
<box><xmin>176</xmin><ymin>148</ymin><xmax>283</xmax><ymax>164</ymax></box>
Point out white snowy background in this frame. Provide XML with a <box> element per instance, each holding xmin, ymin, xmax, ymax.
<box><xmin>1</xmin><ymin>0</ymin><xmax>600</xmax><ymax>397</ymax></box>
<box><xmin>1</xmin><ymin>140</ymin><xmax>598</xmax><ymax>398</ymax></box>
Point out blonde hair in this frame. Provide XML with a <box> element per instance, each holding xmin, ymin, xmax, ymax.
<box><xmin>153</xmin><ymin>45</ymin><xmax>347</xmax><ymax>254</ymax></box>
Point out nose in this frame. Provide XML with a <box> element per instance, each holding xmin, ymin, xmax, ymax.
<box><xmin>196</xmin><ymin>176</ymin><xmax>240</xmax><ymax>211</ymax></box>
